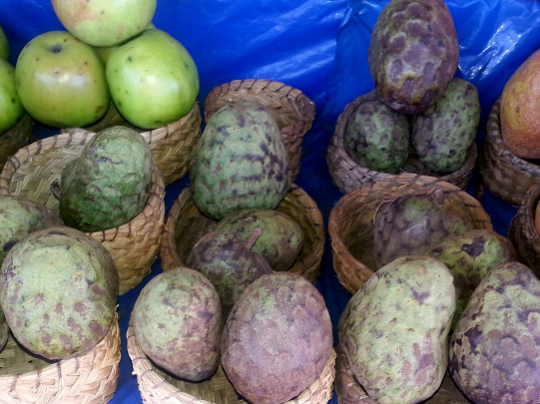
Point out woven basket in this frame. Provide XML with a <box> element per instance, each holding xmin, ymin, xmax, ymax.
<box><xmin>127</xmin><ymin>317</ymin><xmax>336</xmax><ymax>404</ymax></box>
<box><xmin>327</xmin><ymin>92</ymin><xmax>477</xmax><ymax>194</ymax></box>
<box><xmin>478</xmin><ymin>97</ymin><xmax>540</xmax><ymax>206</ymax></box>
<box><xmin>0</xmin><ymin>131</ymin><xmax>166</xmax><ymax>295</ymax></box>
<box><xmin>160</xmin><ymin>184</ymin><xmax>325</xmax><ymax>284</ymax></box>
<box><xmin>328</xmin><ymin>174</ymin><xmax>493</xmax><ymax>294</ymax></box>
<box><xmin>204</xmin><ymin>79</ymin><xmax>316</xmax><ymax>181</ymax></box>
<box><xmin>0</xmin><ymin>314</ymin><xmax>120</xmax><ymax>404</ymax></box>
<box><xmin>0</xmin><ymin>114</ymin><xmax>33</xmax><ymax>169</ymax></box>
<box><xmin>61</xmin><ymin>102</ymin><xmax>202</xmax><ymax>185</ymax></box>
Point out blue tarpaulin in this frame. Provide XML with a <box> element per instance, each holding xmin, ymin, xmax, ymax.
<box><xmin>0</xmin><ymin>0</ymin><xmax>535</xmax><ymax>402</ymax></box>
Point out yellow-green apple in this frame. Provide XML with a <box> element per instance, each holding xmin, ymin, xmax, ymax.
<box><xmin>95</xmin><ymin>22</ymin><xmax>156</xmax><ymax>64</ymax></box>
<box><xmin>15</xmin><ymin>31</ymin><xmax>110</xmax><ymax>128</ymax></box>
<box><xmin>106</xmin><ymin>29</ymin><xmax>199</xmax><ymax>129</ymax></box>
<box><xmin>0</xmin><ymin>58</ymin><xmax>25</xmax><ymax>135</ymax></box>
<box><xmin>51</xmin><ymin>0</ymin><xmax>157</xmax><ymax>47</ymax></box>
<box><xmin>0</xmin><ymin>25</ymin><xmax>9</xmax><ymax>60</ymax></box>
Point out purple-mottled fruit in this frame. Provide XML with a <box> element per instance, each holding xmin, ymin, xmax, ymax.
<box><xmin>449</xmin><ymin>262</ymin><xmax>540</xmax><ymax>404</ymax></box>
<box><xmin>190</xmin><ymin>102</ymin><xmax>292</xmax><ymax>220</ymax></box>
<box><xmin>338</xmin><ymin>256</ymin><xmax>455</xmax><ymax>404</ymax></box>
<box><xmin>368</xmin><ymin>0</ymin><xmax>459</xmax><ymax>115</ymax></box>
<box><xmin>344</xmin><ymin>91</ymin><xmax>409</xmax><ymax>174</ymax></box>
<box><xmin>373</xmin><ymin>186</ymin><xmax>474</xmax><ymax>269</ymax></box>
<box><xmin>186</xmin><ymin>229</ymin><xmax>273</xmax><ymax>317</ymax></box>
<box><xmin>424</xmin><ymin>229</ymin><xmax>518</xmax><ymax>330</ymax></box>
<box><xmin>215</xmin><ymin>209</ymin><xmax>304</xmax><ymax>272</ymax></box>
<box><xmin>412</xmin><ymin>78</ymin><xmax>480</xmax><ymax>173</ymax></box>
<box><xmin>0</xmin><ymin>195</ymin><xmax>64</xmax><ymax>263</ymax></box>
<box><xmin>133</xmin><ymin>267</ymin><xmax>222</xmax><ymax>382</ymax></box>
<box><xmin>222</xmin><ymin>272</ymin><xmax>333</xmax><ymax>404</ymax></box>
<box><xmin>0</xmin><ymin>226</ymin><xmax>119</xmax><ymax>359</ymax></box>
<box><xmin>0</xmin><ymin>306</ymin><xmax>8</xmax><ymax>352</ymax></box>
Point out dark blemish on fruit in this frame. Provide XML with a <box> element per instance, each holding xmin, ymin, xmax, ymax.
<box><xmin>49</xmin><ymin>44</ymin><xmax>62</xmax><ymax>53</ymax></box>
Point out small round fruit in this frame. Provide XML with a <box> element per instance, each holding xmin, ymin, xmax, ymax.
<box><xmin>0</xmin><ymin>58</ymin><xmax>25</xmax><ymax>136</ymax></box>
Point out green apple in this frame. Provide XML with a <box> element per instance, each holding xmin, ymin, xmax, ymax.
<box><xmin>95</xmin><ymin>22</ymin><xmax>156</xmax><ymax>64</ymax></box>
<box><xmin>0</xmin><ymin>58</ymin><xmax>24</xmax><ymax>135</ymax></box>
<box><xmin>0</xmin><ymin>25</ymin><xmax>9</xmax><ymax>60</ymax></box>
<box><xmin>52</xmin><ymin>0</ymin><xmax>156</xmax><ymax>47</ymax></box>
<box><xmin>15</xmin><ymin>31</ymin><xmax>111</xmax><ymax>128</ymax></box>
<box><xmin>106</xmin><ymin>29</ymin><xmax>199</xmax><ymax>129</ymax></box>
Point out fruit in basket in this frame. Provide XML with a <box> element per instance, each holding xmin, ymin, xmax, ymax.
<box><xmin>449</xmin><ymin>261</ymin><xmax>540</xmax><ymax>404</ymax></box>
<box><xmin>343</xmin><ymin>90</ymin><xmax>409</xmax><ymax>174</ymax></box>
<box><xmin>373</xmin><ymin>186</ymin><xmax>474</xmax><ymax>269</ymax></box>
<box><xmin>106</xmin><ymin>29</ymin><xmax>199</xmax><ymax>129</ymax></box>
<box><xmin>133</xmin><ymin>268</ymin><xmax>222</xmax><ymax>382</ymax></box>
<box><xmin>500</xmin><ymin>49</ymin><xmax>540</xmax><ymax>159</ymax></box>
<box><xmin>222</xmin><ymin>272</ymin><xmax>333</xmax><ymax>404</ymax></box>
<box><xmin>424</xmin><ymin>229</ymin><xmax>517</xmax><ymax>330</ymax></box>
<box><xmin>0</xmin><ymin>195</ymin><xmax>64</xmax><ymax>263</ymax></box>
<box><xmin>0</xmin><ymin>306</ymin><xmax>8</xmax><ymax>351</ymax></box>
<box><xmin>338</xmin><ymin>256</ymin><xmax>455</xmax><ymax>404</ymax></box>
<box><xmin>53</xmin><ymin>126</ymin><xmax>152</xmax><ymax>232</ymax></box>
<box><xmin>0</xmin><ymin>58</ymin><xmax>25</xmax><ymax>136</ymax></box>
<box><xmin>215</xmin><ymin>209</ymin><xmax>304</xmax><ymax>272</ymax></box>
<box><xmin>15</xmin><ymin>31</ymin><xmax>110</xmax><ymax>128</ymax></box>
<box><xmin>368</xmin><ymin>0</ymin><xmax>459</xmax><ymax>115</ymax></box>
<box><xmin>190</xmin><ymin>102</ymin><xmax>291</xmax><ymax>221</ymax></box>
<box><xmin>186</xmin><ymin>228</ymin><xmax>273</xmax><ymax>317</ymax></box>
<box><xmin>0</xmin><ymin>226</ymin><xmax>119</xmax><ymax>360</ymax></box>
<box><xmin>52</xmin><ymin>0</ymin><xmax>156</xmax><ymax>47</ymax></box>
<box><xmin>0</xmin><ymin>25</ymin><xmax>9</xmax><ymax>60</ymax></box>
<box><xmin>412</xmin><ymin>78</ymin><xmax>480</xmax><ymax>173</ymax></box>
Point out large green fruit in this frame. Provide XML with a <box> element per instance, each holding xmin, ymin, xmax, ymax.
<box><xmin>0</xmin><ymin>226</ymin><xmax>119</xmax><ymax>359</ymax></box>
<box><xmin>0</xmin><ymin>58</ymin><xmax>25</xmax><ymax>136</ymax></box>
<box><xmin>190</xmin><ymin>102</ymin><xmax>292</xmax><ymax>220</ymax></box>
<box><xmin>0</xmin><ymin>25</ymin><xmax>9</xmax><ymax>60</ymax></box>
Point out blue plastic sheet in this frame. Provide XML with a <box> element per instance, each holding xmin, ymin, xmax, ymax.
<box><xmin>0</xmin><ymin>0</ymin><xmax>536</xmax><ymax>402</ymax></box>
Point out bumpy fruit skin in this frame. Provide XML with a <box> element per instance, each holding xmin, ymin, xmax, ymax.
<box><xmin>338</xmin><ymin>256</ymin><xmax>455</xmax><ymax>404</ymax></box>
<box><xmin>222</xmin><ymin>272</ymin><xmax>333</xmax><ymax>404</ymax></box>
<box><xmin>0</xmin><ymin>306</ymin><xmax>8</xmax><ymax>352</ymax></box>
<box><xmin>0</xmin><ymin>195</ymin><xmax>64</xmax><ymax>263</ymax></box>
<box><xmin>424</xmin><ymin>229</ymin><xmax>517</xmax><ymax>330</ymax></box>
<box><xmin>344</xmin><ymin>91</ymin><xmax>409</xmax><ymax>174</ymax></box>
<box><xmin>373</xmin><ymin>187</ymin><xmax>474</xmax><ymax>269</ymax></box>
<box><xmin>449</xmin><ymin>262</ymin><xmax>540</xmax><ymax>404</ymax></box>
<box><xmin>186</xmin><ymin>230</ymin><xmax>273</xmax><ymax>317</ymax></box>
<box><xmin>215</xmin><ymin>209</ymin><xmax>304</xmax><ymax>272</ymax></box>
<box><xmin>58</xmin><ymin>126</ymin><xmax>152</xmax><ymax>232</ymax></box>
<box><xmin>412</xmin><ymin>78</ymin><xmax>480</xmax><ymax>173</ymax></box>
<box><xmin>133</xmin><ymin>268</ymin><xmax>222</xmax><ymax>382</ymax></box>
<box><xmin>0</xmin><ymin>226</ymin><xmax>119</xmax><ymax>360</ymax></box>
<box><xmin>190</xmin><ymin>102</ymin><xmax>291</xmax><ymax>220</ymax></box>
<box><xmin>368</xmin><ymin>0</ymin><xmax>459</xmax><ymax>115</ymax></box>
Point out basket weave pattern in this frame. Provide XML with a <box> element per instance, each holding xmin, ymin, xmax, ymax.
<box><xmin>160</xmin><ymin>184</ymin><xmax>325</xmax><ymax>284</ymax></box>
<box><xmin>0</xmin><ymin>114</ymin><xmax>33</xmax><ymax>170</ymax></box>
<box><xmin>0</xmin><ymin>131</ymin><xmax>166</xmax><ymax>295</ymax></box>
<box><xmin>327</xmin><ymin>93</ymin><xmax>477</xmax><ymax>194</ymax></box>
<box><xmin>328</xmin><ymin>174</ymin><xmax>493</xmax><ymax>294</ymax></box>
<box><xmin>204</xmin><ymin>79</ymin><xmax>316</xmax><ymax>181</ymax></box>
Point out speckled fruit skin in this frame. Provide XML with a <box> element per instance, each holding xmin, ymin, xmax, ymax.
<box><xmin>338</xmin><ymin>256</ymin><xmax>455</xmax><ymax>404</ymax></box>
<box><xmin>0</xmin><ymin>226</ymin><xmax>119</xmax><ymax>360</ymax></box>
<box><xmin>412</xmin><ymin>78</ymin><xmax>480</xmax><ymax>173</ymax></box>
<box><xmin>190</xmin><ymin>102</ymin><xmax>291</xmax><ymax>221</ymax></box>
<box><xmin>186</xmin><ymin>230</ymin><xmax>273</xmax><ymax>318</ymax></box>
<box><xmin>449</xmin><ymin>262</ymin><xmax>540</xmax><ymax>404</ymax></box>
<box><xmin>424</xmin><ymin>229</ymin><xmax>518</xmax><ymax>330</ymax></box>
<box><xmin>500</xmin><ymin>49</ymin><xmax>540</xmax><ymax>159</ymax></box>
<box><xmin>57</xmin><ymin>126</ymin><xmax>152</xmax><ymax>232</ymax></box>
<box><xmin>0</xmin><ymin>306</ymin><xmax>8</xmax><ymax>352</ymax></box>
<box><xmin>133</xmin><ymin>268</ymin><xmax>222</xmax><ymax>382</ymax></box>
<box><xmin>344</xmin><ymin>90</ymin><xmax>409</xmax><ymax>174</ymax></box>
<box><xmin>221</xmin><ymin>272</ymin><xmax>333</xmax><ymax>404</ymax></box>
<box><xmin>214</xmin><ymin>209</ymin><xmax>304</xmax><ymax>272</ymax></box>
<box><xmin>373</xmin><ymin>187</ymin><xmax>474</xmax><ymax>269</ymax></box>
<box><xmin>368</xmin><ymin>0</ymin><xmax>459</xmax><ymax>115</ymax></box>
<box><xmin>0</xmin><ymin>195</ymin><xmax>64</xmax><ymax>263</ymax></box>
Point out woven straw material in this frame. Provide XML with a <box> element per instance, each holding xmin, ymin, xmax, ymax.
<box><xmin>0</xmin><ymin>314</ymin><xmax>120</xmax><ymax>404</ymax></box>
<box><xmin>0</xmin><ymin>114</ymin><xmax>33</xmax><ymax>170</ymax></box>
<box><xmin>61</xmin><ymin>102</ymin><xmax>203</xmax><ymax>186</ymax></box>
<box><xmin>328</xmin><ymin>174</ymin><xmax>493</xmax><ymax>294</ymax></box>
<box><xmin>0</xmin><ymin>131</ymin><xmax>166</xmax><ymax>295</ymax></box>
<box><xmin>479</xmin><ymin>97</ymin><xmax>540</xmax><ymax>206</ymax></box>
<box><xmin>160</xmin><ymin>184</ymin><xmax>325</xmax><ymax>284</ymax></box>
<box><xmin>127</xmin><ymin>318</ymin><xmax>336</xmax><ymax>404</ymax></box>
<box><xmin>204</xmin><ymin>79</ymin><xmax>316</xmax><ymax>181</ymax></box>
<box><xmin>327</xmin><ymin>93</ymin><xmax>477</xmax><ymax>194</ymax></box>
